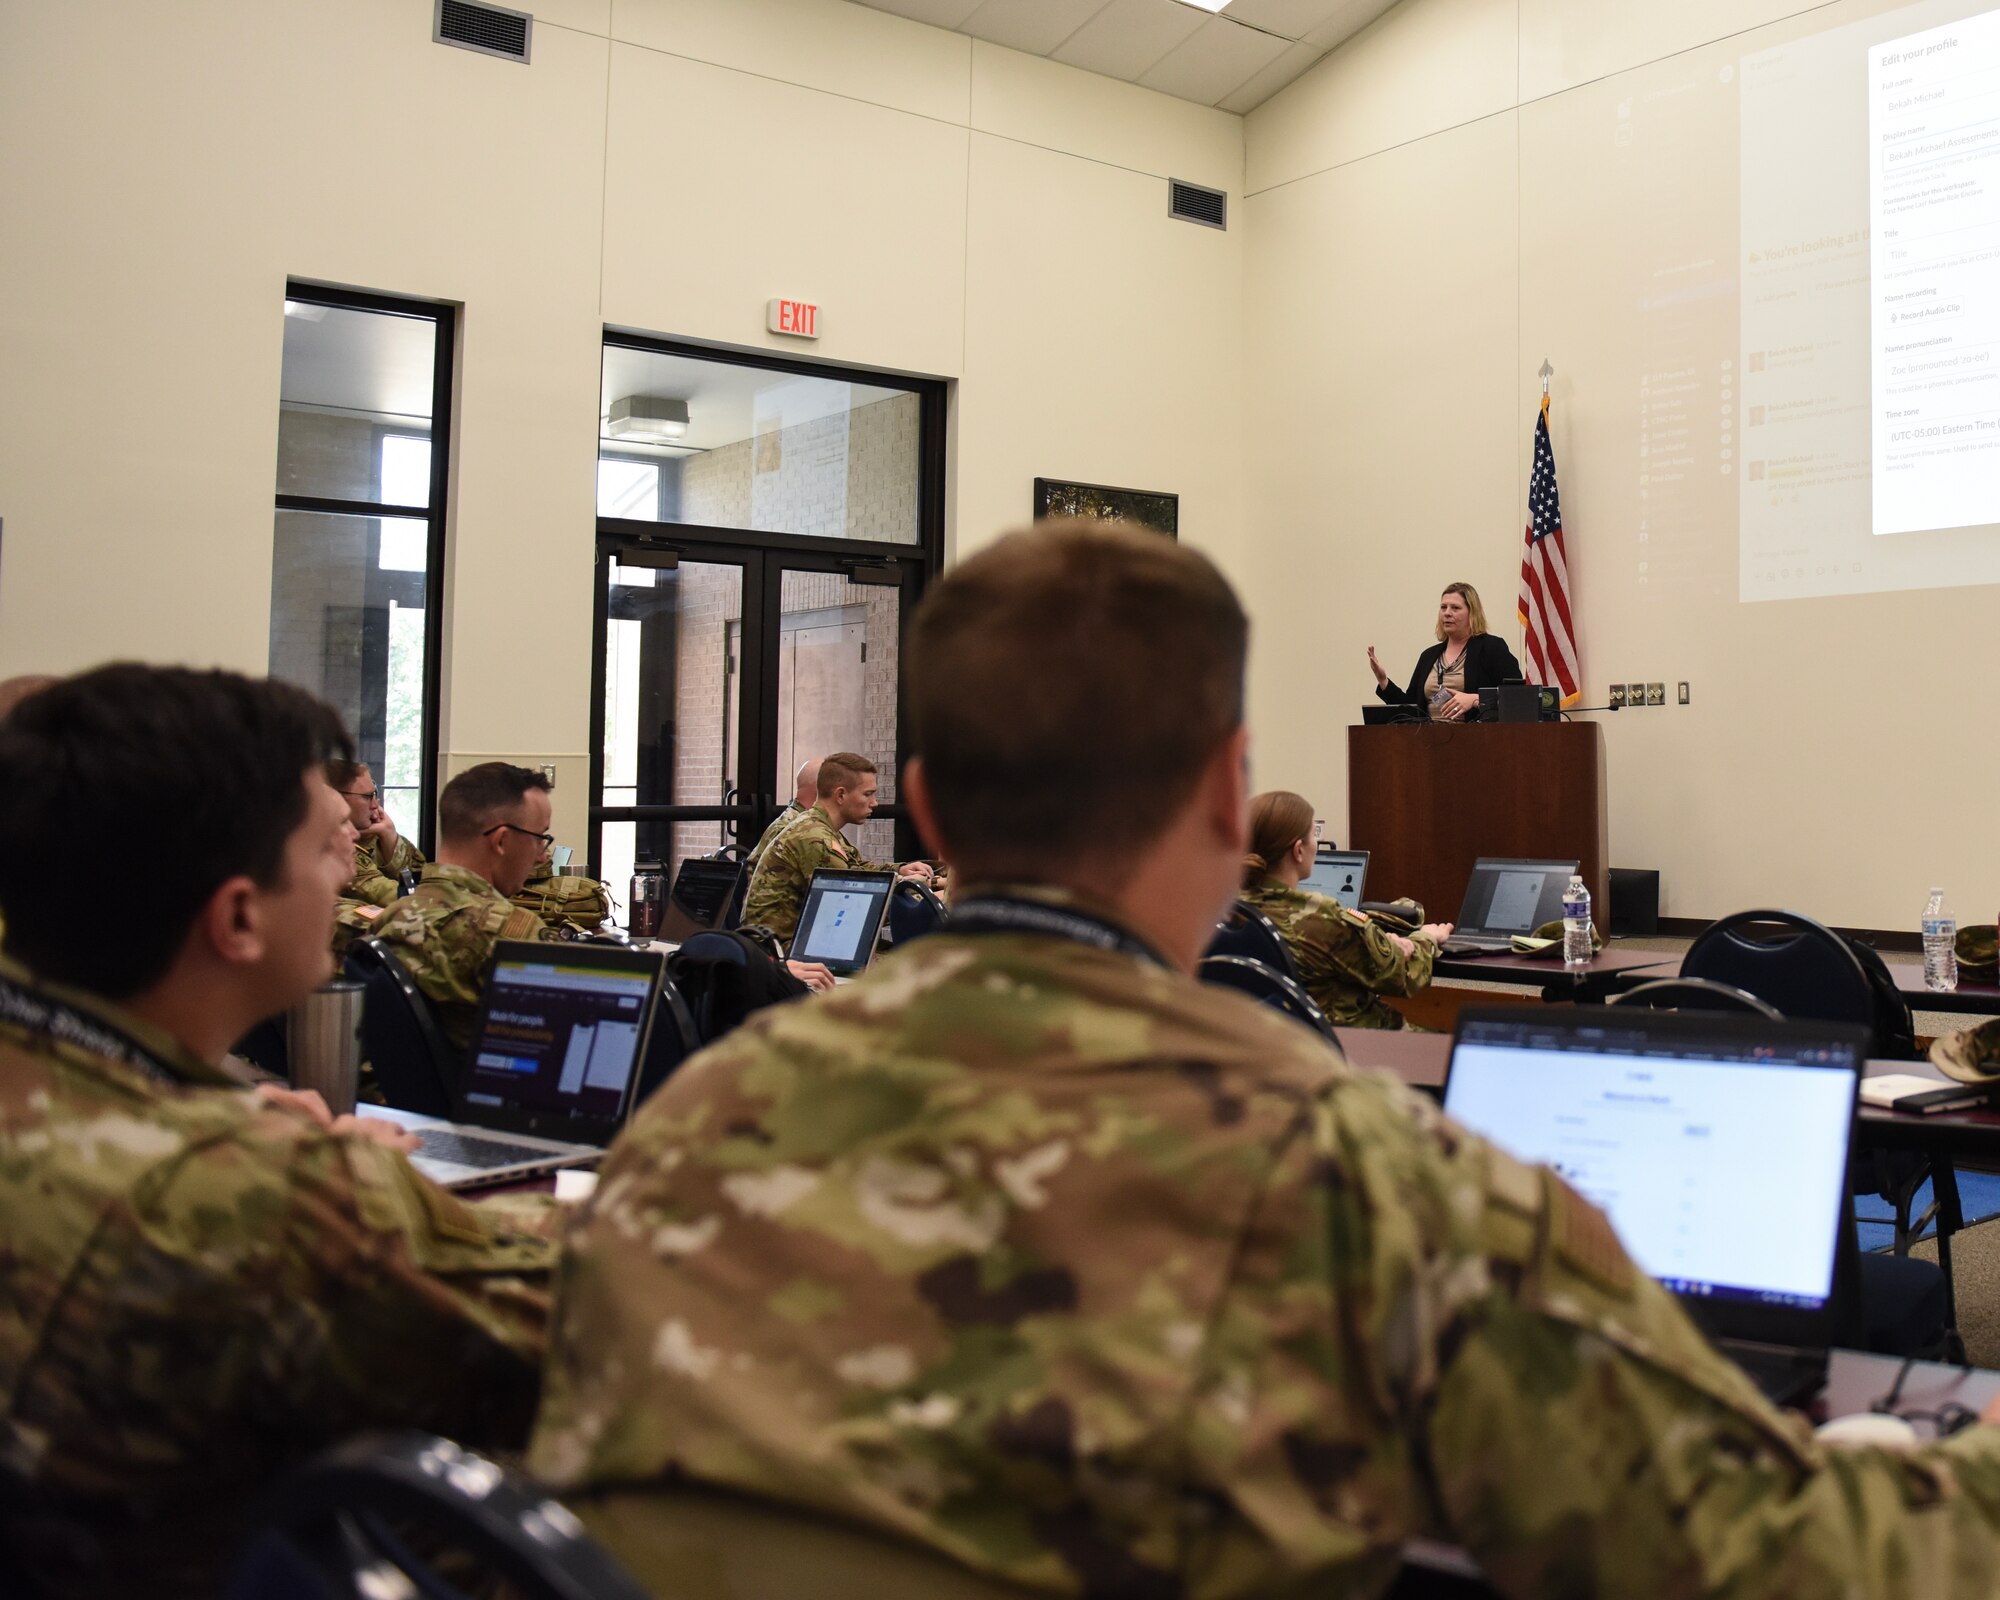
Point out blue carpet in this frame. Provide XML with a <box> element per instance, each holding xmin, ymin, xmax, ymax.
<box><xmin>1859</xmin><ymin>1170</ymin><xmax>2000</xmax><ymax>1251</ymax></box>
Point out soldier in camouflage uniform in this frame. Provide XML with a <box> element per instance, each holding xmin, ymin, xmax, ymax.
<box><xmin>531</xmin><ymin>523</ymin><xmax>2000</xmax><ymax>1600</ymax></box>
<box><xmin>371</xmin><ymin>762</ymin><xmax>567</xmax><ymax>1053</ymax></box>
<box><xmin>742</xmin><ymin>751</ymin><xmax>932</xmax><ymax>943</ymax></box>
<box><xmin>745</xmin><ymin>756</ymin><xmax>821</xmax><ymax>872</ymax></box>
<box><xmin>0</xmin><ymin>667</ymin><xmax>557</xmax><ymax>1599</ymax></box>
<box><xmin>1239</xmin><ymin>789</ymin><xmax>1454</xmax><ymax>1030</ymax></box>
<box><xmin>327</xmin><ymin>757</ymin><xmax>426</xmax><ymax>907</ymax></box>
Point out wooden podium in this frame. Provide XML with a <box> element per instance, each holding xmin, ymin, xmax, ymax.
<box><xmin>1346</xmin><ymin>721</ymin><xmax>1609</xmax><ymax>933</ymax></box>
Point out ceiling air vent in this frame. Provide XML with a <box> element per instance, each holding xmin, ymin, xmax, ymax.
<box><xmin>1168</xmin><ymin>179</ymin><xmax>1227</xmax><ymax>231</ymax></box>
<box><xmin>435</xmin><ymin>0</ymin><xmax>532</xmax><ymax>64</ymax></box>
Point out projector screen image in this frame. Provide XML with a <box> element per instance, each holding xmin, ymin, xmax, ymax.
<box><xmin>1737</xmin><ymin>0</ymin><xmax>2000</xmax><ymax>600</ymax></box>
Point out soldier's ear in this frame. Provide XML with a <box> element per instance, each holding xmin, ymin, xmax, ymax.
<box><xmin>902</xmin><ymin>759</ymin><xmax>949</xmax><ymax>861</ymax></box>
<box><xmin>198</xmin><ymin>875</ymin><xmax>267</xmax><ymax>968</ymax></box>
<box><xmin>1203</xmin><ymin>725</ymin><xmax>1251</xmax><ymax>852</ymax></box>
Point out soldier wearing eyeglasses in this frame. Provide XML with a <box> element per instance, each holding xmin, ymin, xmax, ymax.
<box><xmin>326</xmin><ymin>758</ymin><xmax>426</xmax><ymax>907</ymax></box>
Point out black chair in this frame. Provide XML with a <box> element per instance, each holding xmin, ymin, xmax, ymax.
<box><xmin>1198</xmin><ymin>955</ymin><xmax>1335</xmax><ymax>1038</ymax></box>
<box><xmin>1205</xmin><ymin>902</ymin><xmax>1300</xmax><ymax>982</ymax></box>
<box><xmin>1608</xmin><ymin>978</ymin><xmax>1783</xmax><ymax>1018</ymax></box>
<box><xmin>343</xmin><ymin>938</ymin><xmax>460</xmax><ymax>1116</ymax></box>
<box><xmin>634</xmin><ymin>974</ymin><xmax>701</xmax><ymax>1106</ymax></box>
<box><xmin>886</xmin><ymin>878</ymin><xmax>949</xmax><ymax>947</ymax></box>
<box><xmin>1680</xmin><ymin>909</ymin><xmax>1885</xmax><ymax>1038</ymax></box>
<box><xmin>227</xmin><ymin>1432</ymin><xmax>649</xmax><ymax>1600</ymax></box>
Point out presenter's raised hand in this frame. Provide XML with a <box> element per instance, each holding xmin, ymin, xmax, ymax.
<box><xmin>1366</xmin><ymin>645</ymin><xmax>1389</xmax><ymax>689</ymax></box>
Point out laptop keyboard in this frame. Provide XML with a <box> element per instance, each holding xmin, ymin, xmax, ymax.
<box><xmin>417</xmin><ymin>1129</ymin><xmax>552</xmax><ymax>1170</ymax></box>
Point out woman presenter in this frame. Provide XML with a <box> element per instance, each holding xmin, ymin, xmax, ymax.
<box><xmin>1367</xmin><ymin>582</ymin><xmax>1522</xmax><ymax>723</ymax></box>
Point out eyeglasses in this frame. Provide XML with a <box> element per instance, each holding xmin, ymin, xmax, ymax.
<box><xmin>485</xmin><ymin>822</ymin><xmax>556</xmax><ymax>848</ymax></box>
<box><xmin>337</xmin><ymin>789</ymin><xmax>380</xmax><ymax>804</ymax></box>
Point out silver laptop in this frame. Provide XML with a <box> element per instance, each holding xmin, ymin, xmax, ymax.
<box><xmin>1439</xmin><ymin>856</ymin><xmax>1577</xmax><ymax>953</ymax></box>
<box><xmin>378</xmin><ymin>942</ymin><xmax>663</xmax><ymax>1189</ymax></box>
<box><xmin>789</xmin><ymin>868</ymin><xmax>895</xmax><ymax>981</ymax></box>
<box><xmin>1444</xmin><ymin>1008</ymin><xmax>1864</xmax><ymax>1405</ymax></box>
<box><xmin>1302</xmin><ymin>847</ymin><xmax>1369</xmax><ymax>910</ymax></box>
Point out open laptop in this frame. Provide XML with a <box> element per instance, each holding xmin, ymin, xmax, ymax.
<box><xmin>377</xmin><ymin>943</ymin><xmax>664</xmax><ymax>1190</ymax></box>
<box><xmin>1443</xmin><ymin>1008</ymin><xmax>1866</xmax><ymax>1405</ymax></box>
<box><xmin>1303</xmin><ymin>847</ymin><xmax>1369</xmax><ymax>910</ymax></box>
<box><xmin>1361</xmin><ymin>704</ymin><xmax>1423</xmax><ymax>726</ymax></box>
<box><xmin>1438</xmin><ymin>856</ymin><xmax>1578</xmax><ymax>953</ymax></box>
<box><xmin>659</xmin><ymin>856</ymin><xmax>743</xmax><ymax>944</ymax></box>
<box><xmin>790</xmin><ymin>868</ymin><xmax>895</xmax><ymax>980</ymax></box>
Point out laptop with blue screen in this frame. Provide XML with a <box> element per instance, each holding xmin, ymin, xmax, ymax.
<box><xmin>378</xmin><ymin>942</ymin><xmax>663</xmax><ymax>1190</ymax></box>
<box><xmin>1443</xmin><ymin>1008</ymin><xmax>1865</xmax><ymax>1404</ymax></box>
<box><xmin>790</xmin><ymin>868</ymin><xmax>896</xmax><ymax>979</ymax></box>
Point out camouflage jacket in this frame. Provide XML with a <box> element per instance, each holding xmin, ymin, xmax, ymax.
<box><xmin>741</xmin><ymin>803</ymin><xmax>889</xmax><ymax>943</ymax></box>
<box><xmin>1241</xmin><ymin>877</ymin><xmax>1436</xmax><ymax>1030</ymax></box>
<box><xmin>347</xmin><ymin>831</ymin><xmax>425</xmax><ymax>908</ymax></box>
<box><xmin>0</xmin><ymin>955</ymin><xmax>556</xmax><ymax>1599</ymax></box>
<box><xmin>370</xmin><ymin>863</ymin><xmax>563</xmax><ymax>1052</ymax></box>
<box><xmin>529</xmin><ymin>887</ymin><xmax>2000</xmax><ymax>1599</ymax></box>
<box><xmin>745</xmin><ymin>801</ymin><xmax>807</xmax><ymax>872</ymax></box>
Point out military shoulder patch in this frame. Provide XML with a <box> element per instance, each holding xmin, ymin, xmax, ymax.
<box><xmin>1548</xmin><ymin>1175</ymin><xmax>1635</xmax><ymax>1298</ymax></box>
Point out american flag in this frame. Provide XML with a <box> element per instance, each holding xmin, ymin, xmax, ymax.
<box><xmin>1519</xmin><ymin>396</ymin><xmax>1580</xmax><ymax>706</ymax></box>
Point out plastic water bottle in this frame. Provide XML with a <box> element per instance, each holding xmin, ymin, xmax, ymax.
<box><xmin>1922</xmin><ymin>887</ymin><xmax>1958</xmax><ymax>992</ymax></box>
<box><xmin>1562</xmin><ymin>874</ymin><xmax>1593</xmax><ymax>970</ymax></box>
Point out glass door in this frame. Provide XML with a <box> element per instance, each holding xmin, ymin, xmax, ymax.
<box><xmin>590</xmin><ymin>533</ymin><xmax>770</xmax><ymax>895</ymax></box>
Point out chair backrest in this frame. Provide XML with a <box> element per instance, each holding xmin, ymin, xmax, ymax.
<box><xmin>343</xmin><ymin>938</ymin><xmax>460</xmax><ymax>1115</ymax></box>
<box><xmin>667</xmin><ymin>930</ymin><xmax>753</xmax><ymax>1046</ymax></box>
<box><xmin>226</xmin><ymin>1432</ymin><xmax>649</xmax><ymax>1600</ymax></box>
<box><xmin>1681</xmin><ymin>909</ymin><xmax>1913</xmax><ymax>1052</ymax></box>
<box><xmin>1197</xmin><ymin>955</ymin><xmax>1334</xmax><ymax>1037</ymax></box>
<box><xmin>634</xmin><ymin>974</ymin><xmax>701</xmax><ymax>1107</ymax></box>
<box><xmin>1204</xmin><ymin>902</ymin><xmax>1300</xmax><ymax>981</ymax></box>
<box><xmin>886</xmin><ymin>878</ymin><xmax>949</xmax><ymax>947</ymax></box>
<box><xmin>1607</xmin><ymin>977</ymin><xmax>1785</xmax><ymax>1019</ymax></box>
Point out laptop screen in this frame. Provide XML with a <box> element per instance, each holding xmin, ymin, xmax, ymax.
<box><xmin>791</xmin><ymin>870</ymin><xmax>894</xmax><ymax>974</ymax></box>
<box><xmin>661</xmin><ymin>857</ymin><xmax>741</xmax><ymax>940</ymax></box>
<box><xmin>1303</xmin><ymin>849</ymin><xmax>1369</xmax><ymax>910</ymax></box>
<box><xmin>465</xmin><ymin>949</ymin><xmax>659</xmax><ymax>1126</ymax></box>
<box><xmin>1457</xmin><ymin>858</ymin><xmax>1576</xmax><ymax>935</ymax></box>
<box><xmin>1444</xmin><ymin>1013</ymin><xmax>1860</xmax><ymax>1312</ymax></box>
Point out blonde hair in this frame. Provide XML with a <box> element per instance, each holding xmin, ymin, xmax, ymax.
<box><xmin>1243</xmin><ymin>790</ymin><xmax>1315</xmax><ymax>887</ymax></box>
<box><xmin>1434</xmin><ymin>582</ymin><xmax>1489</xmax><ymax>642</ymax></box>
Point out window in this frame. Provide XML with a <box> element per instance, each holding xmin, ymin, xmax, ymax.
<box><xmin>269</xmin><ymin>287</ymin><xmax>453</xmax><ymax>849</ymax></box>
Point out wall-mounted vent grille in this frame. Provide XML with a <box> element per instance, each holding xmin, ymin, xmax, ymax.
<box><xmin>1168</xmin><ymin>179</ymin><xmax>1227</xmax><ymax>231</ymax></box>
<box><xmin>435</xmin><ymin>0</ymin><xmax>532</xmax><ymax>63</ymax></box>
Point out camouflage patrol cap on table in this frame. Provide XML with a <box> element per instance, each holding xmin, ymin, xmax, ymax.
<box><xmin>1363</xmin><ymin>898</ymin><xmax>1425</xmax><ymax>934</ymax></box>
<box><xmin>1930</xmin><ymin>1018</ymin><xmax>2000</xmax><ymax>1084</ymax></box>
<box><xmin>1513</xmin><ymin>919</ymin><xmax>1606</xmax><ymax>957</ymax></box>
<box><xmin>1955</xmin><ymin>924</ymin><xmax>1998</xmax><ymax>984</ymax></box>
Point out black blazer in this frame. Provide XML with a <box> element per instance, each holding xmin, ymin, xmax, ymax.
<box><xmin>1376</xmin><ymin>633</ymin><xmax>1523</xmax><ymax>718</ymax></box>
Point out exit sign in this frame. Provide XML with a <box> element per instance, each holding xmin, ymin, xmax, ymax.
<box><xmin>767</xmin><ymin>298</ymin><xmax>819</xmax><ymax>338</ymax></box>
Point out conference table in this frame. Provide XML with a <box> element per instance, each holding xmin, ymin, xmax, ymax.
<box><xmin>1429</xmin><ymin>945</ymin><xmax>1676</xmax><ymax>996</ymax></box>
<box><xmin>1600</xmin><ymin>954</ymin><xmax>2000</xmax><ymax>1016</ymax></box>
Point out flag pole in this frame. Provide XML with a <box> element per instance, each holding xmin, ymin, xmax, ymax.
<box><xmin>1539</xmin><ymin>357</ymin><xmax>1554</xmax><ymax>415</ymax></box>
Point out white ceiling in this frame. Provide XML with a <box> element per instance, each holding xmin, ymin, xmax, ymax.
<box><xmin>848</xmin><ymin>0</ymin><xmax>1396</xmax><ymax>113</ymax></box>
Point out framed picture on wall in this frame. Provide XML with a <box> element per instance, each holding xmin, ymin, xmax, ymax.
<box><xmin>1033</xmin><ymin>477</ymin><xmax>1179</xmax><ymax>538</ymax></box>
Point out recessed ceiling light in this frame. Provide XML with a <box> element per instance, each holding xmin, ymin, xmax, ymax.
<box><xmin>1178</xmin><ymin>0</ymin><xmax>1234</xmax><ymax>11</ymax></box>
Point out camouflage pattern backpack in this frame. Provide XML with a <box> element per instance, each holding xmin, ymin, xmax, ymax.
<box><xmin>509</xmin><ymin>868</ymin><xmax>613</xmax><ymax>935</ymax></box>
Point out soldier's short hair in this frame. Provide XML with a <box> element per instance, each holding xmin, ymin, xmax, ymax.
<box><xmin>816</xmin><ymin>752</ymin><xmax>876</xmax><ymax>797</ymax></box>
<box><xmin>438</xmin><ymin>761</ymin><xmax>553</xmax><ymax>845</ymax></box>
<box><xmin>910</xmin><ymin>521</ymin><xmax>1247</xmax><ymax>875</ymax></box>
<box><xmin>1244</xmin><ymin>791</ymin><xmax>1315</xmax><ymax>887</ymax></box>
<box><xmin>323</xmin><ymin>757</ymin><xmax>368</xmax><ymax>791</ymax></box>
<box><xmin>0</xmin><ymin>665</ymin><xmax>352</xmax><ymax>998</ymax></box>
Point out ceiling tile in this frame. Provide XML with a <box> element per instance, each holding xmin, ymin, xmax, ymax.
<box><xmin>1137</xmin><ymin>15</ymin><xmax>1288</xmax><ymax>104</ymax></box>
<box><xmin>1052</xmin><ymin>0</ymin><xmax>1205</xmax><ymax>81</ymax></box>
<box><xmin>958</xmin><ymin>0</ymin><xmax>1108</xmax><ymax>55</ymax></box>
<box><xmin>1215</xmin><ymin>37</ymin><xmax>1326</xmax><ymax>113</ymax></box>
<box><xmin>1220</xmin><ymin>0</ymin><xmax>1345</xmax><ymax>40</ymax></box>
<box><xmin>1301</xmin><ymin>0</ymin><xmax>1400</xmax><ymax>49</ymax></box>
<box><xmin>848</xmin><ymin>0</ymin><xmax>986</xmax><ymax>26</ymax></box>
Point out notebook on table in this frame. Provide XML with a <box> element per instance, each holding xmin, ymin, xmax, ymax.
<box><xmin>1443</xmin><ymin>1008</ymin><xmax>1866</xmax><ymax>1405</ymax></box>
<box><xmin>789</xmin><ymin>869</ymin><xmax>895</xmax><ymax>981</ymax></box>
<box><xmin>377</xmin><ymin>942</ymin><xmax>663</xmax><ymax>1190</ymax></box>
<box><xmin>1438</xmin><ymin>856</ymin><xmax>1578</xmax><ymax>954</ymax></box>
<box><xmin>1302</xmin><ymin>848</ymin><xmax>1370</xmax><ymax>911</ymax></box>
<box><xmin>659</xmin><ymin>856</ymin><xmax>744</xmax><ymax>945</ymax></box>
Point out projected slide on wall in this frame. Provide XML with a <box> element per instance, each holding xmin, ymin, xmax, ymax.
<box><xmin>1737</xmin><ymin>0</ymin><xmax>2000</xmax><ymax>601</ymax></box>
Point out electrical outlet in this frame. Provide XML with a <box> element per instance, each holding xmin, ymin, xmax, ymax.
<box><xmin>1677</xmin><ymin>681</ymin><xmax>1690</xmax><ymax>705</ymax></box>
<box><xmin>538</xmin><ymin>763</ymin><xmax>557</xmax><ymax>786</ymax></box>
<box><xmin>1607</xmin><ymin>684</ymin><xmax>1627</xmax><ymax>708</ymax></box>
<box><xmin>1645</xmin><ymin>682</ymin><xmax>1665</xmax><ymax>706</ymax></box>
